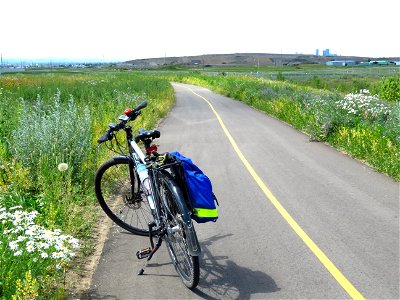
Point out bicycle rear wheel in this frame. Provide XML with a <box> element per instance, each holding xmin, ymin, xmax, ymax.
<box><xmin>158</xmin><ymin>172</ymin><xmax>200</xmax><ymax>289</ymax></box>
<box><xmin>94</xmin><ymin>156</ymin><xmax>151</xmax><ymax>235</ymax></box>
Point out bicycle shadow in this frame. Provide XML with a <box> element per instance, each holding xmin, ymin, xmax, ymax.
<box><xmin>194</xmin><ymin>234</ymin><xmax>280</xmax><ymax>300</ymax></box>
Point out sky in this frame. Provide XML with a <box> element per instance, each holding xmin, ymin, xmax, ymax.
<box><xmin>1</xmin><ymin>0</ymin><xmax>399</xmax><ymax>62</ymax></box>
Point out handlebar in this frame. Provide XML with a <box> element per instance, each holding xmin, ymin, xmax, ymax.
<box><xmin>97</xmin><ymin>101</ymin><xmax>148</xmax><ymax>145</ymax></box>
<box><xmin>97</xmin><ymin>129</ymin><xmax>113</xmax><ymax>144</ymax></box>
<box><xmin>124</xmin><ymin>101</ymin><xmax>148</xmax><ymax>118</ymax></box>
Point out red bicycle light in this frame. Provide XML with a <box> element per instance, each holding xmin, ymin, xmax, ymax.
<box><xmin>124</xmin><ymin>108</ymin><xmax>133</xmax><ymax>116</ymax></box>
<box><xmin>146</xmin><ymin>145</ymin><xmax>158</xmax><ymax>155</ymax></box>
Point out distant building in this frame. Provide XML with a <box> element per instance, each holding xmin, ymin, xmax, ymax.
<box><xmin>190</xmin><ymin>60</ymin><xmax>202</xmax><ymax>65</ymax></box>
<box><xmin>369</xmin><ymin>60</ymin><xmax>389</xmax><ymax>65</ymax></box>
<box><xmin>326</xmin><ymin>60</ymin><xmax>356</xmax><ymax>66</ymax></box>
<box><xmin>323</xmin><ymin>49</ymin><xmax>330</xmax><ymax>56</ymax></box>
<box><xmin>322</xmin><ymin>49</ymin><xmax>337</xmax><ymax>57</ymax></box>
<box><xmin>316</xmin><ymin>49</ymin><xmax>319</xmax><ymax>56</ymax></box>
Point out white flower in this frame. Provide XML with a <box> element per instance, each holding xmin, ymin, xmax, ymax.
<box><xmin>25</xmin><ymin>229</ymin><xmax>35</xmax><ymax>236</ymax></box>
<box><xmin>58</xmin><ymin>163</ymin><xmax>69</xmax><ymax>172</ymax></box>
<box><xmin>56</xmin><ymin>264</ymin><xmax>62</xmax><ymax>270</ymax></box>
<box><xmin>9</xmin><ymin>241</ymin><xmax>18</xmax><ymax>250</ymax></box>
<box><xmin>14</xmin><ymin>250</ymin><xmax>22</xmax><ymax>256</ymax></box>
<box><xmin>38</xmin><ymin>241</ymin><xmax>49</xmax><ymax>249</ymax></box>
<box><xmin>41</xmin><ymin>252</ymin><xmax>49</xmax><ymax>259</ymax></box>
<box><xmin>17</xmin><ymin>236</ymin><xmax>26</xmax><ymax>242</ymax></box>
<box><xmin>52</xmin><ymin>252</ymin><xmax>62</xmax><ymax>259</ymax></box>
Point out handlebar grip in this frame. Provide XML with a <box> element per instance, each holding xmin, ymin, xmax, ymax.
<box><xmin>97</xmin><ymin>130</ymin><xmax>112</xmax><ymax>144</ymax></box>
<box><xmin>133</xmin><ymin>101</ymin><xmax>148</xmax><ymax>113</ymax></box>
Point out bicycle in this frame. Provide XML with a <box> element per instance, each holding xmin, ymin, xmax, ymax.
<box><xmin>94</xmin><ymin>101</ymin><xmax>200</xmax><ymax>289</ymax></box>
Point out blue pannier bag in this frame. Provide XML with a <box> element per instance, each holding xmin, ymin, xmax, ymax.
<box><xmin>170</xmin><ymin>152</ymin><xmax>218</xmax><ymax>223</ymax></box>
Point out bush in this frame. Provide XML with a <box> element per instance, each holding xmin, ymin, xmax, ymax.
<box><xmin>276</xmin><ymin>71</ymin><xmax>285</xmax><ymax>81</ymax></box>
<box><xmin>378</xmin><ymin>77</ymin><xmax>400</xmax><ymax>102</ymax></box>
<box><xmin>11</xmin><ymin>90</ymin><xmax>92</xmax><ymax>185</ymax></box>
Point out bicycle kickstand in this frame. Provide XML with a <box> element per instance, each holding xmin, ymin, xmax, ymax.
<box><xmin>136</xmin><ymin>222</ymin><xmax>164</xmax><ymax>275</ymax></box>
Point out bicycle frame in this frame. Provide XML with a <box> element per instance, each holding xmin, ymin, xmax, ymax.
<box><xmin>122</xmin><ymin>125</ymin><xmax>200</xmax><ymax>256</ymax></box>
<box><xmin>121</xmin><ymin>125</ymin><xmax>160</xmax><ymax>221</ymax></box>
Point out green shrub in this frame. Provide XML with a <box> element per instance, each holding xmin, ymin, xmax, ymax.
<box><xmin>378</xmin><ymin>77</ymin><xmax>400</xmax><ymax>102</ymax></box>
<box><xmin>11</xmin><ymin>90</ymin><xmax>92</xmax><ymax>185</ymax></box>
<box><xmin>276</xmin><ymin>71</ymin><xmax>285</xmax><ymax>81</ymax></box>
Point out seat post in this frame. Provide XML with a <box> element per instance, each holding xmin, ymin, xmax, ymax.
<box><xmin>143</xmin><ymin>138</ymin><xmax>152</xmax><ymax>151</ymax></box>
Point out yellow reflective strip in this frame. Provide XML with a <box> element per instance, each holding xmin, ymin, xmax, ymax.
<box><xmin>194</xmin><ymin>208</ymin><xmax>218</xmax><ymax>218</ymax></box>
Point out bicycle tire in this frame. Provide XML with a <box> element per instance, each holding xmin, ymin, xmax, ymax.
<box><xmin>94</xmin><ymin>156</ymin><xmax>151</xmax><ymax>235</ymax></box>
<box><xmin>158</xmin><ymin>172</ymin><xmax>200</xmax><ymax>289</ymax></box>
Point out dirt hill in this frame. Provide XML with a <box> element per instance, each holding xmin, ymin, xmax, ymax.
<box><xmin>123</xmin><ymin>53</ymin><xmax>399</xmax><ymax>68</ymax></box>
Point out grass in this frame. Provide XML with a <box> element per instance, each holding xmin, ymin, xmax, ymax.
<box><xmin>0</xmin><ymin>71</ymin><xmax>174</xmax><ymax>298</ymax></box>
<box><xmin>0</xmin><ymin>65</ymin><xmax>398</xmax><ymax>297</ymax></box>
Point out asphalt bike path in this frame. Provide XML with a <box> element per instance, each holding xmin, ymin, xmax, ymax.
<box><xmin>88</xmin><ymin>83</ymin><xmax>399</xmax><ymax>299</ymax></box>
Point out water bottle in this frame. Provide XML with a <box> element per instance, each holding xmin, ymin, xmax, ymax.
<box><xmin>136</xmin><ymin>163</ymin><xmax>155</xmax><ymax>210</ymax></box>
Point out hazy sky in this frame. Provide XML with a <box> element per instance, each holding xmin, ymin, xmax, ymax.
<box><xmin>1</xmin><ymin>0</ymin><xmax>399</xmax><ymax>62</ymax></box>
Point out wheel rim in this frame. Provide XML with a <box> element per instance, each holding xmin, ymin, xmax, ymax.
<box><xmin>99</xmin><ymin>161</ymin><xmax>152</xmax><ymax>233</ymax></box>
<box><xmin>160</xmin><ymin>179</ymin><xmax>194</xmax><ymax>281</ymax></box>
<box><xmin>166</xmin><ymin>217</ymin><xmax>194</xmax><ymax>280</ymax></box>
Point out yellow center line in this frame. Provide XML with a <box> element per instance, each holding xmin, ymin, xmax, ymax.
<box><xmin>186</xmin><ymin>86</ymin><xmax>365</xmax><ymax>300</ymax></box>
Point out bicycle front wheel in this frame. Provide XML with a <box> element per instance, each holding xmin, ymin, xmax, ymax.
<box><xmin>94</xmin><ymin>156</ymin><xmax>151</xmax><ymax>235</ymax></box>
<box><xmin>158</xmin><ymin>172</ymin><xmax>200</xmax><ymax>289</ymax></box>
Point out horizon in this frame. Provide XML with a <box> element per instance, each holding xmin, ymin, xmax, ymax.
<box><xmin>2</xmin><ymin>51</ymin><xmax>400</xmax><ymax>65</ymax></box>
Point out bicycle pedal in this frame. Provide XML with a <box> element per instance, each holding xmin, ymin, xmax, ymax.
<box><xmin>136</xmin><ymin>247</ymin><xmax>152</xmax><ymax>259</ymax></box>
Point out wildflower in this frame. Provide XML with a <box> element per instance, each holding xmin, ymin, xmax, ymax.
<box><xmin>41</xmin><ymin>252</ymin><xmax>48</xmax><ymax>259</ymax></box>
<box><xmin>58</xmin><ymin>163</ymin><xmax>68</xmax><ymax>172</ymax></box>
<box><xmin>25</xmin><ymin>228</ymin><xmax>36</xmax><ymax>236</ymax></box>
<box><xmin>52</xmin><ymin>252</ymin><xmax>62</xmax><ymax>259</ymax></box>
<box><xmin>68</xmin><ymin>237</ymin><xmax>80</xmax><ymax>249</ymax></box>
<box><xmin>9</xmin><ymin>241</ymin><xmax>18</xmax><ymax>250</ymax></box>
<box><xmin>14</xmin><ymin>250</ymin><xmax>23</xmax><ymax>256</ymax></box>
<box><xmin>37</xmin><ymin>241</ymin><xmax>49</xmax><ymax>249</ymax></box>
<box><xmin>15</xmin><ymin>237</ymin><xmax>25</xmax><ymax>245</ymax></box>
<box><xmin>56</xmin><ymin>264</ymin><xmax>62</xmax><ymax>270</ymax></box>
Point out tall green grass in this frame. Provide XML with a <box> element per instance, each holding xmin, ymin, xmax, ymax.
<box><xmin>0</xmin><ymin>71</ymin><xmax>174</xmax><ymax>298</ymax></box>
<box><xmin>171</xmin><ymin>73</ymin><xmax>399</xmax><ymax>180</ymax></box>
